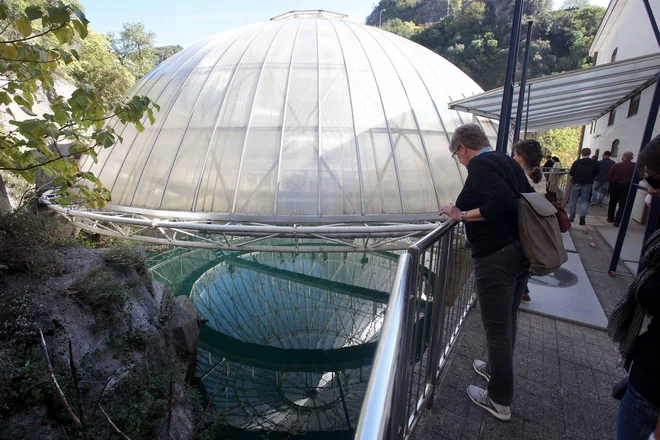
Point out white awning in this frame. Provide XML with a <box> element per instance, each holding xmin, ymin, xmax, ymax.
<box><xmin>448</xmin><ymin>53</ymin><xmax>660</xmax><ymax>131</ymax></box>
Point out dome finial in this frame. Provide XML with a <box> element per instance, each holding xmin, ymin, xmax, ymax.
<box><xmin>270</xmin><ymin>10</ymin><xmax>349</xmax><ymax>21</ymax></box>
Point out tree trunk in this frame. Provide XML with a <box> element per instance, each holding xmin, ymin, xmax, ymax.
<box><xmin>0</xmin><ymin>173</ymin><xmax>12</xmax><ymax>213</ymax></box>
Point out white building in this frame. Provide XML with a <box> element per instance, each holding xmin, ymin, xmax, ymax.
<box><xmin>582</xmin><ymin>0</ymin><xmax>660</xmax><ymax>223</ymax></box>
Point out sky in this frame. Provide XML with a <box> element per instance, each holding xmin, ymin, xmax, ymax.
<box><xmin>79</xmin><ymin>0</ymin><xmax>612</xmax><ymax>48</ymax></box>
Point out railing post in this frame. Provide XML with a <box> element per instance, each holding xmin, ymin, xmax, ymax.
<box><xmin>424</xmin><ymin>233</ymin><xmax>452</xmax><ymax>409</ymax></box>
<box><xmin>396</xmin><ymin>248</ymin><xmax>420</xmax><ymax>439</ymax></box>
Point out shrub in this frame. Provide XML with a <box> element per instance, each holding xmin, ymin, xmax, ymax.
<box><xmin>0</xmin><ymin>213</ymin><xmax>74</xmax><ymax>276</ymax></box>
<box><xmin>76</xmin><ymin>267</ymin><xmax>125</xmax><ymax>312</ymax></box>
<box><xmin>103</xmin><ymin>242</ymin><xmax>148</xmax><ymax>272</ymax></box>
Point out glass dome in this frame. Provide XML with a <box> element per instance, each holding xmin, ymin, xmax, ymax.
<box><xmin>81</xmin><ymin>11</ymin><xmax>496</xmax><ymax>223</ymax></box>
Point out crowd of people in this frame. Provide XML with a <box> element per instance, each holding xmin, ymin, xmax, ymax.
<box><xmin>439</xmin><ymin>123</ymin><xmax>659</xmax><ymax>439</ymax></box>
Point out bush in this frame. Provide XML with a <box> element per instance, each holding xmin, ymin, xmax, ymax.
<box><xmin>76</xmin><ymin>267</ymin><xmax>125</xmax><ymax>312</ymax></box>
<box><xmin>0</xmin><ymin>213</ymin><xmax>74</xmax><ymax>276</ymax></box>
<box><xmin>103</xmin><ymin>242</ymin><xmax>148</xmax><ymax>272</ymax></box>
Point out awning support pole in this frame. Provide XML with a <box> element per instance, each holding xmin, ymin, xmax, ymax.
<box><xmin>513</xmin><ymin>20</ymin><xmax>534</xmax><ymax>147</ymax></box>
<box><xmin>523</xmin><ymin>84</ymin><xmax>532</xmax><ymax>139</ymax></box>
<box><xmin>609</xmin><ymin>0</ymin><xmax>660</xmax><ymax>275</ymax></box>
<box><xmin>495</xmin><ymin>0</ymin><xmax>524</xmax><ymax>154</ymax></box>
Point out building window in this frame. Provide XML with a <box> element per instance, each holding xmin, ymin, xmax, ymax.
<box><xmin>628</xmin><ymin>92</ymin><xmax>641</xmax><ymax>117</ymax></box>
<box><xmin>611</xmin><ymin>139</ymin><xmax>620</xmax><ymax>157</ymax></box>
<box><xmin>608</xmin><ymin>110</ymin><xmax>616</xmax><ymax>126</ymax></box>
<box><xmin>611</xmin><ymin>48</ymin><xmax>618</xmax><ymax>63</ymax></box>
<box><xmin>593</xmin><ymin>51</ymin><xmax>598</xmax><ymax>65</ymax></box>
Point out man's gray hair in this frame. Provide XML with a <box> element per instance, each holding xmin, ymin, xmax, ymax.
<box><xmin>449</xmin><ymin>123</ymin><xmax>491</xmax><ymax>153</ymax></box>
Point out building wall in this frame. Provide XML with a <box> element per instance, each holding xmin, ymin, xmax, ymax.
<box><xmin>582</xmin><ymin>0</ymin><xmax>660</xmax><ymax>222</ymax></box>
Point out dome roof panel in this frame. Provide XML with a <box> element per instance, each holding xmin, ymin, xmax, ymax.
<box><xmin>85</xmin><ymin>14</ymin><xmax>497</xmax><ymax>222</ymax></box>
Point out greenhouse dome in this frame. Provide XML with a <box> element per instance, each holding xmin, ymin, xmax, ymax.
<box><xmin>79</xmin><ymin>10</ymin><xmax>495</xmax><ymax>223</ymax></box>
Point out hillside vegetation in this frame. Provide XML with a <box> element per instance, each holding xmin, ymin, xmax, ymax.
<box><xmin>371</xmin><ymin>0</ymin><xmax>605</xmax><ymax>90</ymax></box>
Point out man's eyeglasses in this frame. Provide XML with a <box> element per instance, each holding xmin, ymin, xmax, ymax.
<box><xmin>451</xmin><ymin>145</ymin><xmax>463</xmax><ymax>160</ymax></box>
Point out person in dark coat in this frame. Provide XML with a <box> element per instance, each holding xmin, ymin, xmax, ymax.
<box><xmin>440</xmin><ymin>124</ymin><xmax>532</xmax><ymax>422</ymax></box>
<box><xmin>609</xmin><ymin>135</ymin><xmax>660</xmax><ymax>440</ymax></box>
<box><xmin>608</xmin><ymin>151</ymin><xmax>639</xmax><ymax>227</ymax></box>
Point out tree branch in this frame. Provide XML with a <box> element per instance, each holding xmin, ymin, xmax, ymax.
<box><xmin>0</xmin><ymin>145</ymin><xmax>95</xmax><ymax>172</ymax></box>
<box><xmin>0</xmin><ymin>23</ymin><xmax>66</xmax><ymax>44</ymax></box>
<box><xmin>0</xmin><ymin>55</ymin><xmax>62</xmax><ymax>64</ymax></box>
<box><xmin>99</xmin><ymin>406</ymin><xmax>132</xmax><ymax>440</ymax></box>
<box><xmin>68</xmin><ymin>341</ymin><xmax>88</xmax><ymax>440</ymax></box>
<box><xmin>38</xmin><ymin>328</ymin><xmax>82</xmax><ymax>425</ymax></box>
<box><xmin>190</xmin><ymin>368</ymin><xmax>225</xmax><ymax>440</ymax></box>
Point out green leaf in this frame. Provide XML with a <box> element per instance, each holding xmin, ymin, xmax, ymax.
<box><xmin>0</xmin><ymin>44</ymin><xmax>18</xmax><ymax>59</ymax></box>
<box><xmin>5</xmin><ymin>108</ymin><xmax>14</xmax><ymax>119</ymax></box>
<box><xmin>52</xmin><ymin>26</ymin><xmax>74</xmax><ymax>45</ymax></box>
<box><xmin>72</xmin><ymin>19</ymin><xmax>88</xmax><ymax>39</ymax></box>
<box><xmin>135</xmin><ymin>121</ymin><xmax>145</xmax><ymax>133</ymax></box>
<box><xmin>25</xmin><ymin>6</ymin><xmax>43</xmax><ymax>21</ymax></box>
<box><xmin>0</xmin><ymin>4</ymin><xmax>8</xmax><ymax>20</ymax></box>
<box><xmin>147</xmin><ymin>108</ymin><xmax>155</xmax><ymax>125</ymax></box>
<box><xmin>71</xmin><ymin>48</ymin><xmax>80</xmax><ymax>60</ymax></box>
<box><xmin>61</xmin><ymin>51</ymin><xmax>74</xmax><ymax>65</ymax></box>
<box><xmin>0</xmin><ymin>92</ymin><xmax>11</xmax><ymax>106</ymax></box>
<box><xmin>70</xmin><ymin>4</ymin><xmax>89</xmax><ymax>27</ymax></box>
<box><xmin>46</xmin><ymin>6</ymin><xmax>71</xmax><ymax>24</ymax></box>
<box><xmin>12</xmin><ymin>18</ymin><xmax>32</xmax><ymax>38</ymax></box>
<box><xmin>0</xmin><ymin>60</ymin><xmax>6</xmax><ymax>73</ymax></box>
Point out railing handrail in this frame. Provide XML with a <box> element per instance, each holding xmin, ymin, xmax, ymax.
<box><xmin>355</xmin><ymin>220</ymin><xmax>458</xmax><ymax>440</ymax></box>
<box><xmin>408</xmin><ymin>219</ymin><xmax>457</xmax><ymax>255</ymax></box>
<box><xmin>354</xmin><ymin>252</ymin><xmax>412</xmax><ymax>440</ymax></box>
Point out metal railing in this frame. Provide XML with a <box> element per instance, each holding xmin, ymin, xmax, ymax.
<box><xmin>543</xmin><ymin>167</ymin><xmax>571</xmax><ymax>208</ymax></box>
<box><xmin>355</xmin><ymin>219</ymin><xmax>477</xmax><ymax>440</ymax></box>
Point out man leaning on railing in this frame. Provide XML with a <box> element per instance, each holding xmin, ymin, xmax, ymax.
<box><xmin>440</xmin><ymin>123</ymin><xmax>532</xmax><ymax>422</ymax></box>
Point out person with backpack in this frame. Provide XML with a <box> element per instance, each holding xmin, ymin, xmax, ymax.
<box><xmin>568</xmin><ymin>148</ymin><xmax>600</xmax><ymax>225</ymax></box>
<box><xmin>512</xmin><ymin>139</ymin><xmax>547</xmax><ymax>302</ymax></box>
<box><xmin>440</xmin><ymin>124</ymin><xmax>532</xmax><ymax>422</ymax></box>
<box><xmin>608</xmin><ymin>136</ymin><xmax>660</xmax><ymax>440</ymax></box>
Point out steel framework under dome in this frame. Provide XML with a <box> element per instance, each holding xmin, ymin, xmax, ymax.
<box><xmin>44</xmin><ymin>10</ymin><xmax>497</xmax><ymax>251</ymax></box>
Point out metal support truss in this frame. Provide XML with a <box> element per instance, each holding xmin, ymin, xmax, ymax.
<box><xmin>40</xmin><ymin>191</ymin><xmax>441</xmax><ymax>253</ymax></box>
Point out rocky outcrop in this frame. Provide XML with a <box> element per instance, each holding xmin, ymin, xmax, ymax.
<box><xmin>0</xmin><ymin>242</ymin><xmax>201</xmax><ymax>440</ymax></box>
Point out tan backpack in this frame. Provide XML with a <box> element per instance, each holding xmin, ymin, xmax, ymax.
<box><xmin>517</xmin><ymin>192</ymin><xmax>568</xmax><ymax>276</ymax></box>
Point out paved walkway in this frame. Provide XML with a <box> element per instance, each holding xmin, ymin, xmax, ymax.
<box><xmin>412</xmin><ymin>220</ymin><xmax>637</xmax><ymax>440</ymax></box>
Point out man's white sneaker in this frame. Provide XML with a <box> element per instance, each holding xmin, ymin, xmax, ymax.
<box><xmin>473</xmin><ymin>359</ymin><xmax>490</xmax><ymax>382</ymax></box>
<box><xmin>466</xmin><ymin>385</ymin><xmax>511</xmax><ymax>422</ymax></box>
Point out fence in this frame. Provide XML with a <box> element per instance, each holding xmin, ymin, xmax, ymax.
<box><xmin>543</xmin><ymin>167</ymin><xmax>571</xmax><ymax>208</ymax></box>
<box><xmin>355</xmin><ymin>220</ymin><xmax>476</xmax><ymax>440</ymax></box>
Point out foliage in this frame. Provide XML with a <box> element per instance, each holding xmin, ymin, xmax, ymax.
<box><xmin>561</xmin><ymin>0</ymin><xmax>591</xmax><ymax>10</ymax></box>
<box><xmin>76</xmin><ymin>266</ymin><xmax>126</xmax><ymax>311</ymax></box>
<box><xmin>0</xmin><ymin>1</ymin><xmax>159</xmax><ymax>212</ymax></box>
<box><xmin>103</xmin><ymin>241</ymin><xmax>148</xmax><ymax>271</ymax></box>
<box><xmin>62</xmin><ymin>31</ymin><xmax>135</xmax><ymax>108</ymax></box>
<box><xmin>382</xmin><ymin>18</ymin><xmax>420</xmax><ymax>39</ymax></box>
<box><xmin>537</xmin><ymin>126</ymin><xmax>583</xmax><ymax>166</ymax></box>
<box><xmin>102</xmin><ymin>368</ymin><xmax>170</xmax><ymax>439</ymax></box>
<box><xmin>373</xmin><ymin>0</ymin><xmax>605</xmax><ymax>90</ymax></box>
<box><xmin>0</xmin><ymin>170</ymin><xmax>30</xmax><ymax>208</ymax></box>
<box><xmin>0</xmin><ymin>212</ymin><xmax>73</xmax><ymax>275</ymax></box>
<box><xmin>367</xmin><ymin>0</ymin><xmax>552</xmax><ymax>27</ymax></box>
<box><xmin>154</xmin><ymin>44</ymin><xmax>183</xmax><ymax>65</ymax></box>
<box><xmin>110</xmin><ymin>21</ymin><xmax>156</xmax><ymax>79</ymax></box>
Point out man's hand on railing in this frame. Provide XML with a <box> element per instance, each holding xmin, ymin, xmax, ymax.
<box><xmin>440</xmin><ymin>204</ymin><xmax>462</xmax><ymax>221</ymax></box>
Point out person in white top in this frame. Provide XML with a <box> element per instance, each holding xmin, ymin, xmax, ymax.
<box><xmin>512</xmin><ymin>139</ymin><xmax>548</xmax><ymax>301</ymax></box>
<box><xmin>513</xmin><ymin>140</ymin><xmax>547</xmax><ymax>196</ymax></box>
